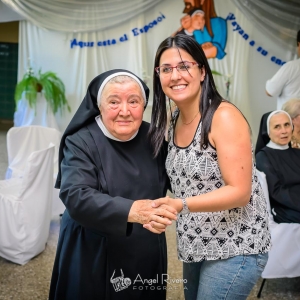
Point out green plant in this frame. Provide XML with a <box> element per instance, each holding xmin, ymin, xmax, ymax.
<box><xmin>211</xmin><ymin>70</ymin><xmax>233</xmax><ymax>100</ymax></box>
<box><xmin>14</xmin><ymin>67</ymin><xmax>71</xmax><ymax>114</ymax></box>
<box><xmin>211</xmin><ymin>70</ymin><xmax>223</xmax><ymax>77</ymax></box>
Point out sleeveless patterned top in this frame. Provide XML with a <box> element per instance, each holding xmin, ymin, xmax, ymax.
<box><xmin>166</xmin><ymin>112</ymin><xmax>271</xmax><ymax>263</ymax></box>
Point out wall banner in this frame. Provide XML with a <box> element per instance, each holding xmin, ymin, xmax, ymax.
<box><xmin>227</xmin><ymin>12</ymin><xmax>286</xmax><ymax>66</ymax></box>
<box><xmin>70</xmin><ymin>12</ymin><xmax>166</xmax><ymax>49</ymax></box>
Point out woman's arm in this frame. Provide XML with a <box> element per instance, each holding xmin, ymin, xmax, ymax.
<box><xmin>151</xmin><ymin>103</ymin><xmax>253</xmax><ymax>213</ymax></box>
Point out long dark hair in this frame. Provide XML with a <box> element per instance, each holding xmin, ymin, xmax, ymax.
<box><xmin>148</xmin><ymin>34</ymin><xmax>223</xmax><ymax>157</ymax></box>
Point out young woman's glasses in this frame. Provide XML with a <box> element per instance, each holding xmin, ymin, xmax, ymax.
<box><xmin>155</xmin><ymin>61</ymin><xmax>199</xmax><ymax>76</ymax></box>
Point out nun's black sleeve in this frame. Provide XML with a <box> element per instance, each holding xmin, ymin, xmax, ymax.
<box><xmin>256</xmin><ymin>151</ymin><xmax>300</xmax><ymax>213</ymax></box>
<box><xmin>59</xmin><ymin>132</ymin><xmax>134</xmax><ymax>237</ymax></box>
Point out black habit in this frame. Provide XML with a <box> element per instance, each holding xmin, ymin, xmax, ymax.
<box><xmin>255</xmin><ymin>111</ymin><xmax>272</xmax><ymax>155</ymax></box>
<box><xmin>256</xmin><ymin>147</ymin><xmax>300</xmax><ymax>224</ymax></box>
<box><xmin>49</xmin><ymin>70</ymin><xmax>169</xmax><ymax>300</ymax></box>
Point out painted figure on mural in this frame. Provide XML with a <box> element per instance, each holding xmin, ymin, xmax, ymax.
<box><xmin>172</xmin><ymin>9</ymin><xmax>205</xmax><ymax>38</ymax></box>
<box><xmin>173</xmin><ymin>0</ymin><xmax>227</xmax><ymax>59</ymax></box>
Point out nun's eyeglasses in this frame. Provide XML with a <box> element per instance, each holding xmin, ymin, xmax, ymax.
<box><xmin>155</xmin><ymin>61</ymin><xmax>199</xmax><ymax>76</ymax></box>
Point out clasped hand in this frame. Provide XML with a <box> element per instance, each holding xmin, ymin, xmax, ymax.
<box><xmin>128</xmin><ymin>196</ymin><xmax>180</xmax><ymax>234</ymax></box>
<box><xmin>129</xmin><ymin>196</ymin><xmax>182</xmax><ymax>233</ymax></box>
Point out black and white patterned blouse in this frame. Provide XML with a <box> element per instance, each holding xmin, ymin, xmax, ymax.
<box><xmin>166</xmin><ymin>112</ymin><xmax>271</xmax><ymax>263</ymax></box>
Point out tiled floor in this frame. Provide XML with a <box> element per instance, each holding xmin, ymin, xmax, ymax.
<box><xmin>0</xmin><ymin>130</ymin><xmax>299</xmax><ymax>300</ymax></box>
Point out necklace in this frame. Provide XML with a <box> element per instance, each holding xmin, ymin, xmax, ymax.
<box><xmin>181</xmin><ymin>111</ymin><xmax>200</xmax><ymax>125</ymax></box>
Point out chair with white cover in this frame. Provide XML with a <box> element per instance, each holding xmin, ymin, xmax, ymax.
<box><xmin>5</xmin><ymin>125</ymin><xmax>65</xmax><ymax>216</ymax></box>
<box><xmin>0</xmin><ymin>145</ymin><xmax>55</xmax><ymax>265</ymax></box>
<box><xmin>256</xmin><ymin>169</ymin><xmax>300</xmax><ymax>298</ymax></box>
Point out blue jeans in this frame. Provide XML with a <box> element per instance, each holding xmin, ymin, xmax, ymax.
<box><xmin>183</xmin><ymin>253</ymin><xmax>268</xmax><ymax>300</ymax></box>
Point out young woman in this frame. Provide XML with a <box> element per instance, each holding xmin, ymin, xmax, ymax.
<box><xmin>146</xmin><ymin>34</ymin><xmax>271</xmax><ymax>300</ymax></box>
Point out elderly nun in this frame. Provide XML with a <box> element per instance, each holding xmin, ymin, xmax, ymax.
<box><xmin>49</xmin><ymin>69</ymin><xmax>176</xmax><ymax>300</ymax></box>
<box><xmin>255</xmin><ymin>110</ymin><xmax>300</xmax><ymax>224</ymax></box>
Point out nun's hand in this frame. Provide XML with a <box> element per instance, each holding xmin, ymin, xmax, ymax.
<box><xmin>143</xmin><ymin>221</ymin><xmax>168</xmax><ymax>234</ymax></box>
<box><xmin>128</xmin><ymin>199</ymin><xmax>177</xmax><ymax>233</ymax></box>
<box><xmin>142</xmin><ymin>196</ymin><xmax>182</xmax><ymax>234</ymax></box>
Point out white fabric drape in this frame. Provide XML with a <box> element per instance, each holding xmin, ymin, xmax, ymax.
<box><xmin>17</xmin><ymin>0</ymin><xmax>181</xmax><ymax>130</ymax></box>
<box><xmin>1</xmin><ymin>0</ymin><xmax>164</xmax><ymax>32</ymax></box>
<box><xmin>16</xmin><ymin>0</ymin><xmax>293</xmax><ymax>140</ymax></box>
<box><xmin>231</xmin><ymin>0</ymin><xmax>300</xmax><ymax>54</ymax></box>
<box><xmin>209</xmin><ymin>1</ymin><xmax>252</xmax><ymax>127</ymax></box>
<box><xmin>0</xmin><ymin>1</ymin><xmax>24</xmax><ymax>22</ymax></box>
<box><xmin>14</xmin><ymin>94</ymin><xmax>60</xmax><ymax>130</ymax></box>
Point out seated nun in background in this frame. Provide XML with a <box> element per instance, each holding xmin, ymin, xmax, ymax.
<box><xmin>49</xmin><ymin>69</ymin><xmax>177</xmax><ymax>300</ymax></box>
<box><xmin>255</xmin><ymin>110</ymin><xmax>300</xmax><ymax>224</ymax></box>
<box><xmin>282</xmin><ymin>98</ymin><xmax>300</xmax><ymax>149</ymax></box>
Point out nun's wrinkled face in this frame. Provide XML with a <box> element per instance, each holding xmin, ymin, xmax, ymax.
<box><xmin>269</xmin><ymin>113</ymin><xmax>292</xmax><ymax>146</ymax></box>
<box><xmin>99</xmin><ymin>80</ymin><xmax>144</xmax><ymax>140</ymax></box>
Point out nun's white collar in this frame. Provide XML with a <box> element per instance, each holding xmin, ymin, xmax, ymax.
<box><xmin>95</xmin><ymin>115</ymin><xmax>138</xmax><ymax>142</ymax></box>
<box><xmin>266</xmin><ymin>140</ymin><xmax>289</xmax><ymax>150</ymax></box>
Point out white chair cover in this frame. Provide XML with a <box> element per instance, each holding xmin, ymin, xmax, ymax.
<box><xmin>0</xmin><ymin>145</ymin><xmax>55</xmax><ymax>265</ymax></box>
<box><xmin>256</xmin><ymin>169</ymin><xmax>300</xmax><ymax>278</ymax></box>
<box><xmin>5</xmin><ymin>125</ymin><xmax>65</xmax><ymax>216</ymax></box>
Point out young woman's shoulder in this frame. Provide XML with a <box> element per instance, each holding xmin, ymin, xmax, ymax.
<box><xmin>213</xmin><ymin>101</ymin><xmax>247</xmax><ymax>126</ymax></box>
<box><xmin>217</xmin><ymin>101</ymin><xmax>242</xmax><ymax>113</ymax></box>
<box><xmin>209</xmin><ymin>101</ymin><xmax>250</xmax><ymax>147</ymax></box>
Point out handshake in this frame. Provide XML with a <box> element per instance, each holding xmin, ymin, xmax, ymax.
<box><xmin>128</xmin><ymin>196</ymin><xmax>183</xmax><ymax>234</ymax></box>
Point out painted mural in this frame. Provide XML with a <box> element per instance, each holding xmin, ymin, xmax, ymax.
<box><xmin>173</xmin><ymin>0</ymin><xmax>227</xmax><ymax>59</ymax></box>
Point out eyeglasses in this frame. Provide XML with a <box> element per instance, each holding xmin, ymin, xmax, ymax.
<box><xmin>155</xmin><ymin>61</ymin><xmax>199</xmax><ymax>76</ymax></box>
